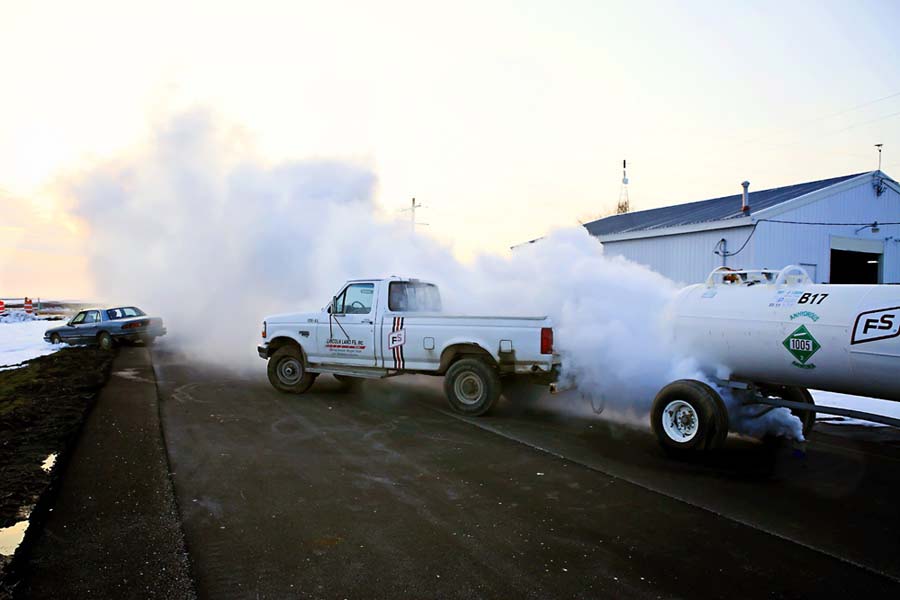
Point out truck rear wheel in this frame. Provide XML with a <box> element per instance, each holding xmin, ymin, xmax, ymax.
<box><xmin>651</xmin><ymin>379</ymin><xmax>728</xmax><ymax>453</ymax></box>
<box><xmin>268</xmin><ymin>347</ymin><xmax>316</xmax><ymax>394</ymax></box>
<box><xmin>445</xmin><ymin>358</ymin><xmax>501</xmax><ymax>416</ymax></box>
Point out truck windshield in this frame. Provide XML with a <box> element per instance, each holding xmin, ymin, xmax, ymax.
<box><xmin>388</xmin><ymin>282</ymin><xmax>442</xmax><ymax>312</ymax></box>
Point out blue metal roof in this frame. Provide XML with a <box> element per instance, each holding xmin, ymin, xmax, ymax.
<box><xmin>584</xmin><ymin>172</ymin><xmax>866</xmax><ymax>237</ymax></box>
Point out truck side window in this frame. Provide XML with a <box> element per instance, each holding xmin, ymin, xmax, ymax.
<box><xmin>389</xmin><ymin>282</ymin><xmax>442</xmax><ymax>312</ymax></box>
<box><xmin>336</xmin><ymin>283</ymin><xmax>375</xmax><ymax>315</ymax></box>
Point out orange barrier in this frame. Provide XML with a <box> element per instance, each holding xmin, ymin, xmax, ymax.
<box><xmin>0</xmin><ymin>299</ymin><xmax>5</xmax><ymax>312</ymax></box>
<box><xmin>24</xmin><ymin>298</ymin><xmax>33</xmax><ymax>314</ymax></box>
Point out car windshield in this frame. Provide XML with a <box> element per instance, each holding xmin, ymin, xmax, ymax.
<box><xmin>388</xmin><ymin>281</ymin><xmax>442</xmax><ymax>312</ymax></box>
<box><xmin>106</xmin><ymin>306</ymin><xmax>146</xmax><ymax>320</ymax></box>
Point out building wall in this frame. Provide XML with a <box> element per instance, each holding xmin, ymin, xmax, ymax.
<box><xmin>598</xmin><ymin>226</ymin><xmax>758</xmax><ymax>286</ymax></box>
<box><xmin>597</xmin><ymin>177</ymin><xmax>900</xmax><ymax>285</ymax></box>
<box><xmin>759</xmin><ymin>178</ymin><xmax>900</xmax><ymax>283</ymax></box>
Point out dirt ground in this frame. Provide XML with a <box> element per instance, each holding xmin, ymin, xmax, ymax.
<box><xmin>0</xmin><ymin>347</ymin><xmax>113</xmax><ymax>592</ymax></box>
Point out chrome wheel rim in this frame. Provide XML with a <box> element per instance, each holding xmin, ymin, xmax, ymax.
<box><xmin>454</xmin><ymin>372</ymin><xmax>484</xmax><ymax>406</ymax></box>
<box><xmin>662</xmin><ymin>400</ymin><xmax>699</xmax><ymax>442</ymax></box>
<box><xmin>99</xmin><ymin>335</ymin><xmax>111</xmax><ymax>350</ymax></box>
<box><xmin>277</xmin><ymin>357</ymin><xmax>303</xmax><ymax>385</ymax></box>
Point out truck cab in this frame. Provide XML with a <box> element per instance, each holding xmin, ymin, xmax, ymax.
<box><xmin>258</xmin><ymin>277</ymin><xmax>558</xmax><ymax>415</ymax></box>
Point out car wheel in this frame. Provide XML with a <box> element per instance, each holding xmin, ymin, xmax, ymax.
<box><xmin>444</xmin><ymin>358</ymin><xmax>501</xmax><ymax>416</ymax></box>
<box><xmin>97</xmin><ymin>331</ymin><xmax>114</xmax><ymax>351</ymax></box>
<box><xmin>50</xmin><ymin>333</ymin><xmax>62</xmax><ymax>345</ymax></box>
<box><xmin>268</xmin><ymin>346</ymin><xmax>317</xmax><ymax>394</ymax></box>
<box><xmin>651</xmin><ymin>379</ymin><xmax>728</xmax><ymax>454</ymax></box>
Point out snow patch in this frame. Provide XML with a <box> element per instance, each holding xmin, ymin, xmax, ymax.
<box><xmin>811</xmin><ymin>390</ymin><xmax>900</xmax><ymax>427</ymax></box>
<box><xmin>0</xmin><ymin>319</ymin><xmax>63</xmax><ymax>367</ymax></box>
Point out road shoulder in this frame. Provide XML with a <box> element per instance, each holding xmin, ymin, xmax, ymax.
<box><xmin>15</xmin><ymin>346</ymin><xmax>195</xmax><ymax>599</ymax></box>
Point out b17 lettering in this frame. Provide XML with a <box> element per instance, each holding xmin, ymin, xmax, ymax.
<box><xmin>798</xmin><ymin>292</ymin><xmax>828</xmax><ymax>305</ymax></box>
<box><xmin>851</xmin><ymin>307</ymin><xmax>900</xmax><ymax>345</ymax></box>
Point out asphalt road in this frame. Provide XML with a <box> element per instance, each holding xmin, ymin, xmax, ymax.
<box><xmin>152</xmin><ymin>348</ymin><xmax>900</xmax><ymax>599</ymax></box>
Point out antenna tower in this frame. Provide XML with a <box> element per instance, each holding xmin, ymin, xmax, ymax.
<box><xmin>616</xmin><ymin>159</ymin><xmax>630</xmax><ymax>214</ymax></box>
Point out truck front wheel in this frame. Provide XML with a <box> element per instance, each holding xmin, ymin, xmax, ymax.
<box><xmin>651</xmin><ymin>379</ymin><xmax>728</xmax><ymax>453</ymax></box>
<box><xmin>444</xmin><ymin>358</ymin><xmax>501</xmax><ymax>416</ymax></box>
<box><xmin>268</xmin><ymin>347</ymin><xmax>317</xmax><ymax>394</ymax></box>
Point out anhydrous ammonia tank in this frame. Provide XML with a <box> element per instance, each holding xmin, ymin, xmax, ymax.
<box><xmin>651</xmin><ymin>266</ymin><xmax>900</xmax><ymax>454</ymax></box>
<box><xmin>670</xmin><ymin>266</ymin><xmax>900</xmax><ymax>402</ymax></box>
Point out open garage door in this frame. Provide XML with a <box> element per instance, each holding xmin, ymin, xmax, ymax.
<box><xmin>830</xmin><ymin>236</ymin><xmax>883</xmax><ymax>284</ymax></box>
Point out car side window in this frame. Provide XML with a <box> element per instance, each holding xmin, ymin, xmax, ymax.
<box><xmin>84</xmin><ymin>311</ymin><xmax>100</xmax><ymax>324</ymax></box>
<box><xmin>123</xmin><ymin>307</ymin><xmax>140</xmax><ymax>317</ymax></box>
<box><xmin>71</xmin><ymin>312</ymin><xmax>87</xmax><ymax>324</ymax></box>
<box><xmin>335</xmin><ymin>283</ymin><xmax>375</xmax><ymax>315</ymax></box>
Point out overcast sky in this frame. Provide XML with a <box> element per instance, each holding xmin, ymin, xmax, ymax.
<box><xmin>2</xmin><ymin>0</ymin><xmax>899</xmax><ymax>297</ymax></box>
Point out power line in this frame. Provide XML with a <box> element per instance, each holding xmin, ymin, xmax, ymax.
<box><xmin>757</xmin><ymin>219</ymin><xmax>900</xmax><ymax>226</ymax></box>
<box><xmin>714</xmin><ymin>217</ymin><xmax>900</xmax><ymax>259</ymax></box>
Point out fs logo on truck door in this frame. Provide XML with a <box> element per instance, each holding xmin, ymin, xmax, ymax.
<box><xmin>851</xmin><ymin>307</ymin><xmax>900</xmax><ymax>345</ymax></box>
<box><xmin>390</xmin><ymin>317</ymin><xmax>406</xmax><ymax>369</ymax></box>
<box><xmin>783</xmin><ymin>325</ymin><xmax>821</xmax><ymax>368</ymax></box>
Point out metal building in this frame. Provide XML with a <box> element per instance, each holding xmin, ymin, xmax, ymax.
<box><xmin>583</xmin><ymin>171</ymin><xmax>900</xmax><ymax>285</ymax></box>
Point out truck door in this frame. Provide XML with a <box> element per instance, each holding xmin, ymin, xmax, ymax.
<box><xmin>317</xmin><ymin>282</ymin><xmax>378</xmax><ymax>368</ymax></box>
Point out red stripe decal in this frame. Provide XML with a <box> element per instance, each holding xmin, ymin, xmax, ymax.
<box><xmin>399</xmin><ymin>317</ymin><xmax>405</xmax><ymax>369</ymax></box>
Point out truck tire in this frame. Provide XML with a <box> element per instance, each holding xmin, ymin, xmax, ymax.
<box><xmin>651</xmin><ymin>379</ymin><xmax>728</xmax><ymax>453</ymax></box>
<box><xmin>445</xmin><ymin>358</ymin><xmax>501</xmax><ymax>416</ymax></box>
<box><xmin>760</xmin><ymin>385</ymin><xmax>816</xmax><ymax>437</ymax></box>
<box><xmin>268</xmin><ymin>346</ymin><xmax>316</xmax><ymax>394</ymax></box>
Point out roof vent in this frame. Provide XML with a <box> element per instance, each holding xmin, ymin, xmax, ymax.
<box><xmin>741</xmin><ymin>181</ymin><xmax>750</xmax><ymax>213</ymax></box>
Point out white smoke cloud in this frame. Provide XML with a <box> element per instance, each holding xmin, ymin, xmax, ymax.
<box><xmin>68</xmin><ymin>109</ymin><xmax>803</xmax><ymax>440</ymax></box>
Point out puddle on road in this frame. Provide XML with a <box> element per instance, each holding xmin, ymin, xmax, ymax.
<box><xmin>113</xmin><ymin>368</ymin><xmax>154</xmax><ymax>383</ymax></box>
<box><xmin>41</xmin><ymin>453</ymin><xmax>57</xmax><ymax>473</ymax></box>
<box><xmin>0</xmin><ymin>520</ymin><xmax>29</xmax><ymax>556</ymax></box>
<box><xmin>1</xmin><ymin>454</ymin><xmax>58</xmax><ymax>558</ymax></box>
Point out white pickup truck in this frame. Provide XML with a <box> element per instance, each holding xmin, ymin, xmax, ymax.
<box><xmin>257</xmin><ymin>277</ymin><xmax>559</xmax><ymax>415</ymax></box>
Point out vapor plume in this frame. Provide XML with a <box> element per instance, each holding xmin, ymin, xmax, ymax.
<box><xmin>68</xmin><ymin>110</ymin><xmax>803</xmax><ymax>440</ymax></box>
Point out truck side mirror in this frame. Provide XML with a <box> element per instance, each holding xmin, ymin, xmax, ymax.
<box><xmin>330</xmin><ymin>296</ymin><xmax>339</xmax><ymax>315</ymax></box>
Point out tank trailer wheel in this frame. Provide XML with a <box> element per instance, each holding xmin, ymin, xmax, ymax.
<box><xmin>759</xmin><ymin>385</ymin><xmax>816</xmax><ymax>437</ymax></box>
<box><xmin>651</xmin><ymin>379</ymin><xmax>728</xmax><ymax>453</ymax></box>
<box><xmin>444</xmin><ymin>358</ymin><xmax>501</xmax><ymax>416</ymax></box>
<box><xmin>268</xmin><ymin>347</ymin><xmax>317</xmax><ymax>394</ymax></box>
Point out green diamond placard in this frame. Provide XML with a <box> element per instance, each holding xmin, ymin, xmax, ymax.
<box><xmin>783</xmin><ymin>325</ymin><xmax>821</xmax><ymax>364</ymax></box>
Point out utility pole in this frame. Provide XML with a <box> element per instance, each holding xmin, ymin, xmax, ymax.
<box><xmin>400</xmin><ymin>197</ymin><xmax>427</xmax><ymax>233</ymax></box>
<box><xmin>616</xmin><ymin>159</ymin><xmax>630</xmax><ymax>214</ymax></box>
<box><xmin>875</xmin><ymin>143</ymin><xmax>883</xmax><ymax>171</ymax></box>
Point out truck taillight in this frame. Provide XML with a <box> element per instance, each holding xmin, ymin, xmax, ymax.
<box><xmin>262</xmin><ymin>321</ymin><xmax>267</xmax><ymax>338</ymax></box>
<box><xmin>540</xmin><ymin>327</ymin><xmax>553</xmax><ymax>355</ymax></box>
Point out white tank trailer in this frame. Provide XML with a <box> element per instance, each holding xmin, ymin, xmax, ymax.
<box><xmin>651</xmin><ymin>265</ymin><xmax>900</xmax><ymax>453</ymax></box>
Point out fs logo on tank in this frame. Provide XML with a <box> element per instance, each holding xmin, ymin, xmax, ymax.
<box><xmin>851</xmin><ymin>307</ymin><xmax>900</xmax><ymax>345</ymax></box>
